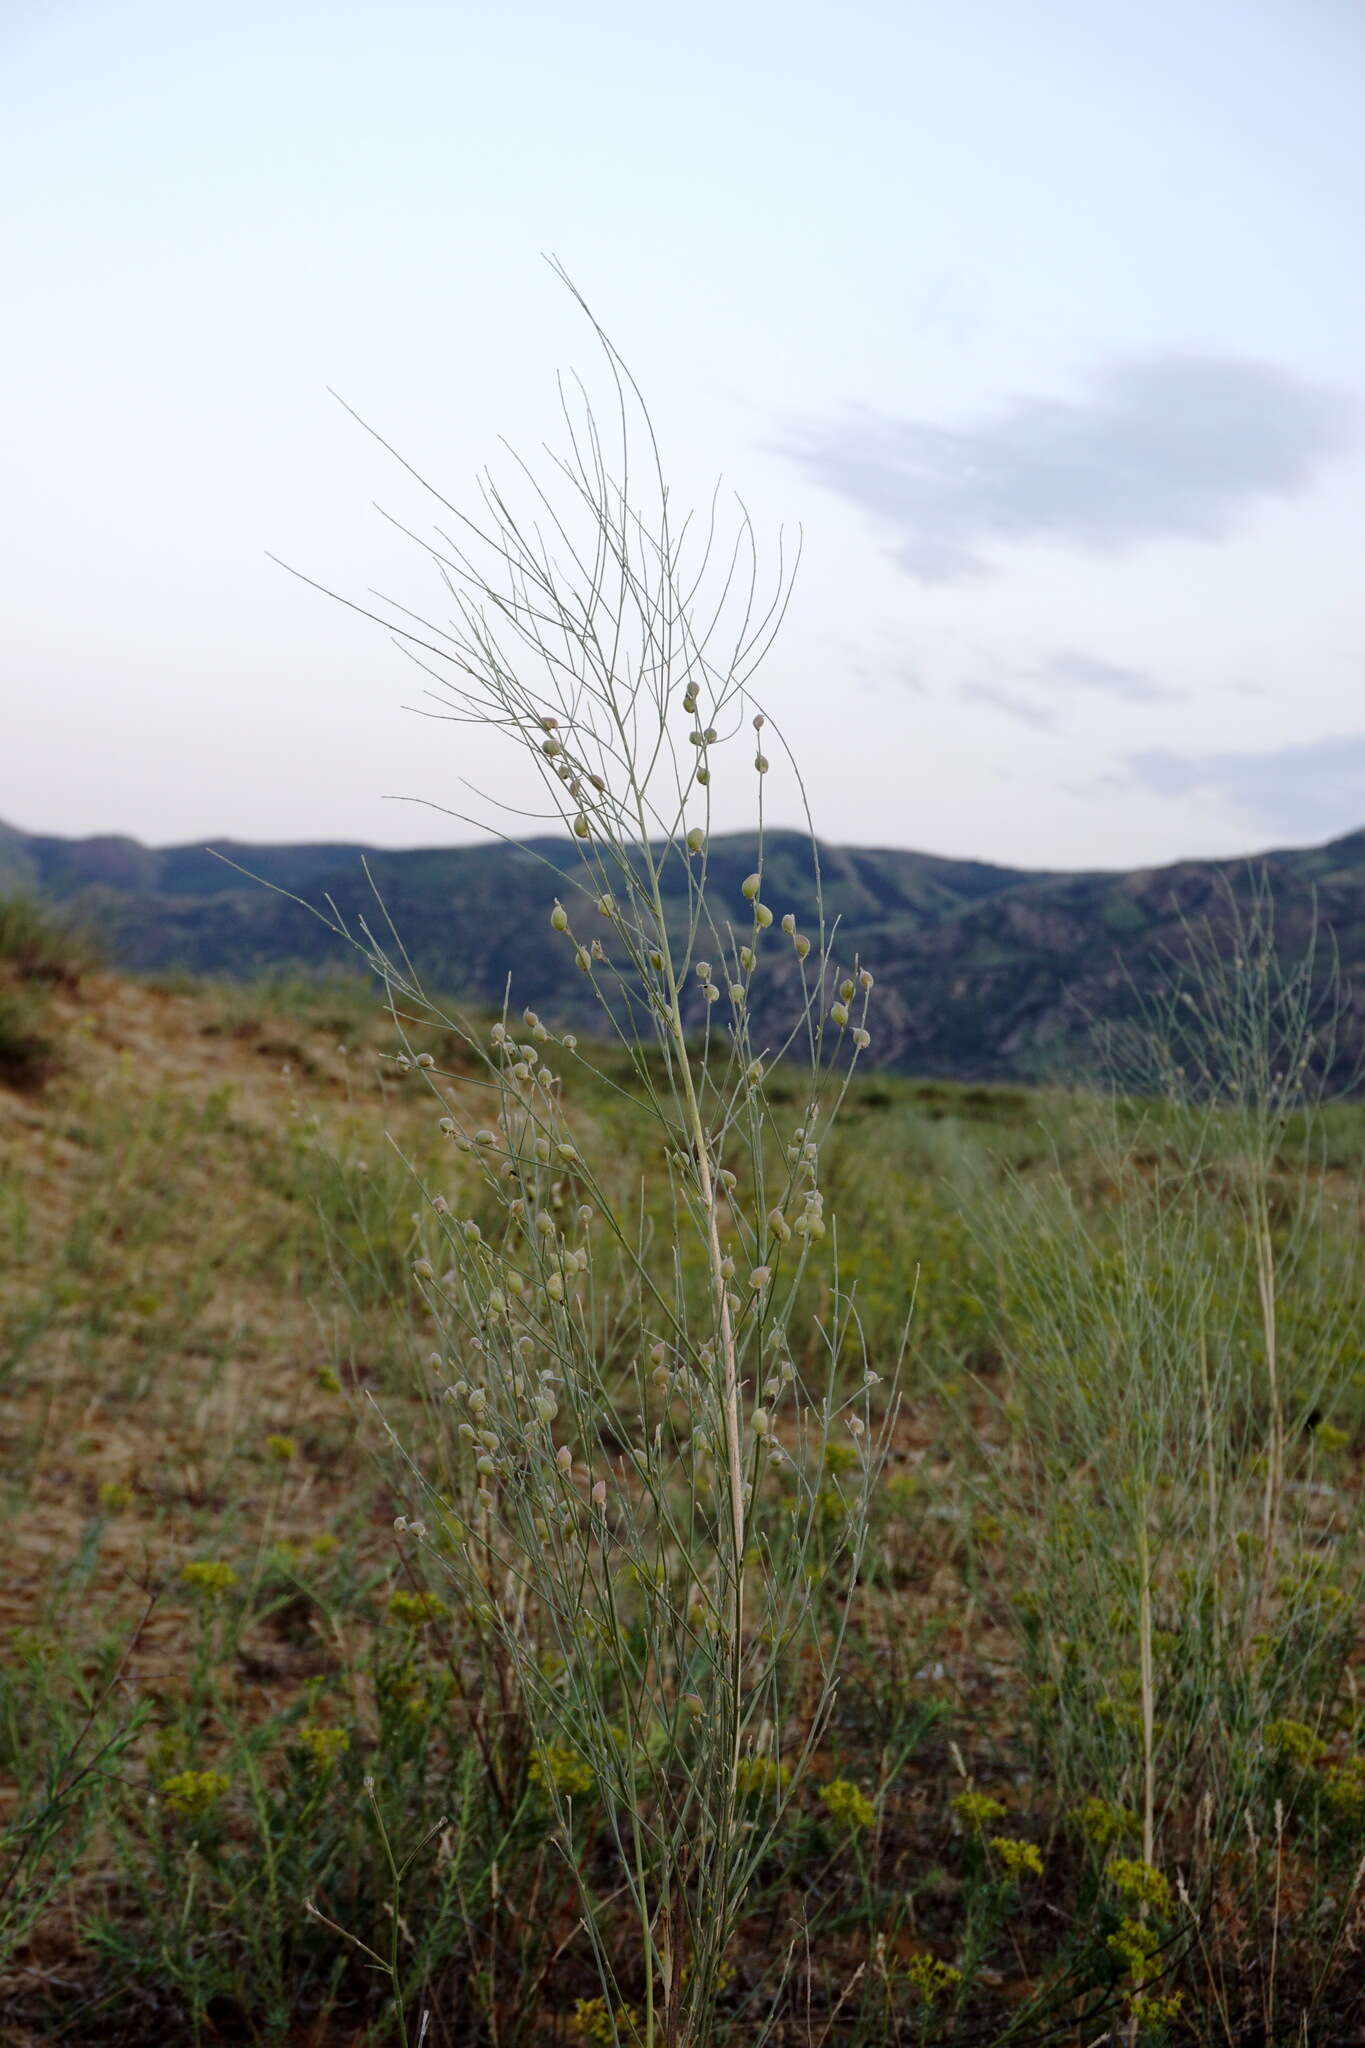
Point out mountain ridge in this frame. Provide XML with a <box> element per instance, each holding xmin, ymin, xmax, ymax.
<box><xmin>3</xmin><ymin>817</ymin><xmax>1362</xmax><ymax>1085</ymax></box>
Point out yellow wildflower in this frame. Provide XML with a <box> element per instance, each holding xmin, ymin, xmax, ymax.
<box><xmin>1108</xmin><ymin>1858</ymin><xmax>1171</xmax><ymax>1914</ymax></box>
<box><xmin>989</xmin><ymin>1835</ymin><xmax>1043</xmax><ymax>1877</ymax></box>
<box><xmin>160</xmin><ymin>1768</ymin><xmax>230</xmax><ymax>1817</ymax></box>
<box><xmin>387</xmin><ymin>1589</ymin><xmax>448</xmax><ymax>1626</ymax></box>
<box><xmin>735</xmin><ymin>1755</ymin><xmax>791</xmax><ymax>1796</ymax></box>
<box><xmin>905</xmin><ymin>1953</ymin><xmax>963</xmax><ymax>2003</ymax></box>
<box><xmin>529</xmin><ymin>1745</ymin><xmax>594</xmax><ymax>1797</ymax></box>
<box><xmin>819</xmin><ymin>1779</ymin><xmax>875</xmax><ymax>1829</ymax></box>
<box><xmin>296</xmin><ymin>1724</ymin><xmax>350</xmax><ymax>1772</ymax></box>
<box><xmin>951</xmin><ymin>1790</ymin><xmax>1006</xmax><ymax>1827</ymax></box>
<box><xmin>1265</xmin><ymin>1718</ymin><xmax>1327</xmax><ymax>1766</ymax></box>
<box><xmin>180</xmin><ymin>1560</ymin><xmax>239</xmax><ymax>1595</ymax></box>
<box><xmin>1075</xmin><ymin>1797</ymin><xmax>1140</xmax><ymax>1848</ymax></box>
<box><xmin>264</xmin><ymin>1434</ymin><xmax>298</xmax><ymax>1463</ymax></box>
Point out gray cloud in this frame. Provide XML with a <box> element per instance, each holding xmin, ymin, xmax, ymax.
<box><xmin>1127</xmin><ymin>732</ymin><xmax>1365</xmax><ymax>840</ymax></box>
<box><xmin>784</xmin><ymin>356</ymin><xmax>1353</xmax><ymax>582</ymax></box>
<box><xmin>1041</xmin><ymin>649</ymin><xmax>1179</xmax><ymax>703</ymax></box>
<box><xmin>959</xmin><ymin>680</ymin><xmax>1056</xmax><ymax>728</ymax></box>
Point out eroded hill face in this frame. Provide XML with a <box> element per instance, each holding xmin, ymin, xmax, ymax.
<box><xmin>5</xmin><ymin>818</ymin><xmax>1364</xmax><ymax>1086</ymax></box>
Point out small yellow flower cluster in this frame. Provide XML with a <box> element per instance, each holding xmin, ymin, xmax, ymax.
<box><xmin>1106</xmin><ymin>1916</ymin><xmax>1159</xmax><ymax>1974</ymax></box>
<box><xmin>529</xmin><ymin>1744</ymin><xmax>594</xmax><ymax>1796</ymax></box>
<box><xmin>989</xmin><ymin>1835</ymin><xmax>1043</xmax><ymax>1878</ymax></box>
<box><xmin>1323</xmin><ymin>1755</ymin><xmax>1365</xmax><ymax>1822</ymax></box>
<box><xmin>572</xmin><ymin>1996</ymin><xmax>640</xmax><ymax>2043</ymax></box>
<box><xmin>387</xmin><ymin>1589</ymin><xmax>449</xmax><ymax>1626</ymax></box>
<box><xmin>180</xmin><ymin>1560</ymin><xmax>239</xmax><ymax>1595</ymax></box>
<box><xmin>1129</xmin><ymin>1988</ymin><xmax>1183</xmax><ymax>2024</ymax></box>
<box><xmin>904</xmin><ymin>1952</ymin><xmax>963</xmax><ymax>2003</ymax></box>
<box><xmin>98</xmin><ymin>1480</ymin><xmax>134</xmax><ymax>1512</ymax></box>
<box><xmin>160</xmin><ymin>1768</ymin><xmax>230</xmax><ymax>1817</ymax></box>
<box><xmin>819</xmin><ymin>1779</ymin><xmax>875</xmax><ymax>1829</ymax></box>
<box><xmin>1075</xmin><ymin>1796</ymin><xmax>1140</xmax><ymax>1848</ymax></box>
<box><xmin>950</xmin><ymin>1790</ymin><xmax>1006</xmax><ymax>1828</ymax></box>
<box><xmin>735</xmin><ymin>1755</ymin><xmax>790</xmax><ymax>1796</ymax></box>
<box><xmin>1107</xmin><ymin>1858</ymin><xmax>1171</xmax><ymax>1914</ymax></box>
<box><xmin>264</xmin><ymin>1433</ymin><xmax>298</xmax><ymax>1463</ymax></box>
<box><xmin>296</xmin><ymin>1724</ymin><xmax>350</xmax><ymax>1772</ymax></box>
<box><xmin>1313</xmin><ymin>1421</ymin><xmax>1350</xmax><ymax>1455</ymax></box>
<box><xmin>1264</xmin><ymin>1717</ymin><xmax>1327</xmax><ymax>1766</ymax></box>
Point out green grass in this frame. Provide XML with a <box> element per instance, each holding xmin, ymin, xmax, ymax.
<box><xmin>2</xmin><ymin>963</ymin><xmax>1363</xmax><ymax>2044</ymax></box>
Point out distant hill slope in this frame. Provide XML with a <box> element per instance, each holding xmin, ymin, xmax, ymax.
<box><xmin>3</xmin><ymin>817</ymin><xmax>1362</xmax><ymax>1084</ymax></box>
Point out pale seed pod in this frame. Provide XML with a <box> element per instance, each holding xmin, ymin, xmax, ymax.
<box><xmin>588</xmin><ymin>773</ymin><xmax>606</xmax><ymax>792</ymax></box>
<box><xmin>415</xmin><ymin>1052</ymin><xmax>435</xmax><ymax>1069</ymax></box>
<box><xmin>395</xmin><ymin>1054</ymin><xmax>410</xmax><ymax>1073</ymax></box>
<box><xmin>546</xmin><ymin>1273</ymin><xmax>565</xmax><ymax>1302</ymax></box>
<box><xmin>839</xmin><ymin>978</ymin><xmax>855</xmax><ymax>1002</ymax></box>
<box><xmin>739</xmin><ymin>945</ymin><xmax>755</xmax><ymax>971</ymax></box>
<box><xmin>858</xmin><ymin>967</ymin><xmax>874</xmax><ymax>990</ymax></box>
<box><xmin>575</xmin><ymin>947</ymin><xmax>591</xmax><ymax>972</ymax></box>
<box><xmin>649</xmin><ymin>949</ymin><xmax>664</xmax><ymax>971</ymax></box>
<box><xmin>719</xmin><ymin>1168</ymin><xmax>738</xmax><ymax>1193</ymax></box>
<box><xmin>728</xmin><ymin>984</ymin><xmax>745</xmax><ymax>1005</ymax></box>
<box><xmin>741</xmin><ymin>873</ymin><xmax>761</xmax><ymax>901</ymax></box>
<box><xmin>685</xmin><ymin>827</ymin><xmax>705</xmax><ymax>853</ymax></box>
<box><xmin>768</xmin><ymin>1208</ymin><xmax>791</xmax><ymax>1243</ymax></box>
<box><xmin>475</xmin><ymin>1128</ymin><xmax>498</xmax><ymax>1147</ymax></box>
<box><xmin>704</xmin><ymin>983</ymin><xmax>720</xmax><ymax>1004</ymax></box>
<box><xmin>703</xmin><ymin>726</ymin><xmax>718</xmax><ymax>743</ymax></box>
<box><xmin>754</xmin><ymin>903</ymin><xmax>773</xmax><ymax>929</ymax></box>
<box><xmin>536</xmin><ymin>1211</ymin><xmax>556</xmax><ymax>1237</ymax></box>
<box><xmin>438</xmin><ymin>1117</ymin><xmax>456</xmax><ymax>1136</ymax></box>
<box><xmin>572</xmin><ymin>814</ymin><xmax>590</xmax><ymax>838</ymax></box>
<box><xmin>534</xmin><ymin>1394</ymin><xmax>558</xmax><ymax>1423</ymax></box>
<box><xmin>830</xmin><ymin>1002</ymin><xmax>849</xmax><ymax>1028</ymax></box>
<box><xmin>746</xmin><ymin>1059</ymin><xmax>764</xmax><ymax>1086</ymax></box>
<box><xmin>596</xmin><ymin>894</ymin><xmax>616</xmax><ymax>918</ymax></box>
<box><xmin>476</xmin><ymin>1455</ymin><xmax>495</xmax><ymax>1477</ymax></box>
<box><xmin>432</xmin><ymin>1194</ymin><xmax>449</xmax><ymax>1213</ymax></box>
<box><xmin>550</xmin><ymin>903</ymin><xmax>569</xmax><ymax>933</ymax></box>
<box><xmin>413</xmin><ymin>1259</ymin><xmax>434</xmax><ymax>1281</ymax></box>
<box><xmin>720</xmin><ymin>1255</ymin><xmax>736</xmax><ymax>1280</ymax></box>
<box><xmin>754</xmin><ymin>754</ymin><xmax>769</xmax><ymax>773</ymax></box>
<box><xmin>696</xmin><ymin>960</ymin><xmax>712</xmax><ymax>980</ymax></box>
<box><xmin>793</xmin><ymin>934</ymin><xmax>811</xmax><ymax>960</ymax></box>
<box><xmin>751</xmin><ymin>1409</ymin><xmax>772</xmax><ymax>1438</ymax></box>
<box><xmin>556</xmin><ymin>1444</ymin><xmax>573</xmax><ymax>1473</ymax></box>
<box><xmin>781</xmin><ymin>912</ymin><xmax>796</xmax><ymax>936</ymax></box>
<box><xmin>852</xmin><ymin>1027</ymin><xmax>871</xmax><ymax>1050</ymax></box>
<box><xmin>591</xmin><ymin>1480</ymin><xmax>608</xmax><ymax>1508</ymax></box>
<box><xmin>696</xmin><ymin>766</ymin><xmax>710</xmax><ymax>785</ymax></box>
<box><xmin>749</xmin><ymin>1265</ymin><xmax>772</xmax><ymax>1291</ymax></box>
<box><xmin>753</xmin><ymin>712</ymin><xmax>766</xmax><ymax>730</ymax></box>
<box><xmin>541</xmin><ymin>737</ymin><xmax>561</xmax><ymax>757</ymax></box>
<box><xmin>563</xmin><ymin>1034</ymin><xmax>578</xmax><ymax>1051</ymax></box>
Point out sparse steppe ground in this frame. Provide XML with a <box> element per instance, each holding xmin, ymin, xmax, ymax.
<box><xmin>3</xmin><ymin>942</ymin><xmax>1365</xmax><ymax>2045</ymax></box>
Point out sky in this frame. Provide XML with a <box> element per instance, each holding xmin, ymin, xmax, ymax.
<box><xmin>3</xmin><ymin>0</ymin><xmax>1363</xmax><ymax>873</ymax></box>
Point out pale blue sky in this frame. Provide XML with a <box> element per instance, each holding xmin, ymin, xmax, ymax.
<box><xmin>3</xmin><ymin>0</ymin><xmax>1363</xmax><ymax>868</ymax></box>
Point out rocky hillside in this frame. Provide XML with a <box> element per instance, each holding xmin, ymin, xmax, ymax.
<box><xmin>3</xmin><ymin>816</ymin><xmax>1362</xmax><ymax>1084</ymax></box>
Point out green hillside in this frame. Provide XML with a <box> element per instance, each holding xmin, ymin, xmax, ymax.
<box><xmin>3</xmin><ymin>817</ymin><xmax>1362</xmax><ymax>1083</ymax></box>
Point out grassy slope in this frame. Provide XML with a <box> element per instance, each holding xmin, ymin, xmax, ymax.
<box><xmin>3</xmin><ymin>958</ymin><xmax>1365</xmax><ymax>2043</ymax></box>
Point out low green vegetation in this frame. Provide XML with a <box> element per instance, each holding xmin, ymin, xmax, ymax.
<box><xmin>1</xmin><ymin>954</ymin><xmax>1363</xmax><ymax>2043</ymax></box>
